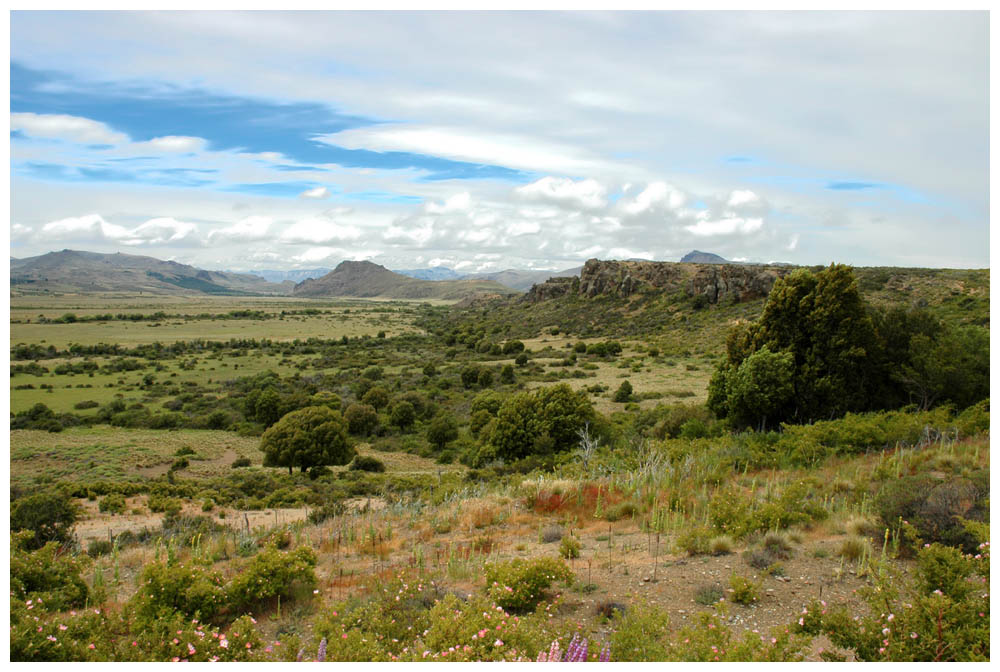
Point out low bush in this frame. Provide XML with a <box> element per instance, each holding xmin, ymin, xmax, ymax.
<box><xmin>484</xmin><ymin>557</ymin><xmax>573</xmax><ymax>612</ymax></box>
<box><xmin>349</xmin><ymin>455</ymin><xmax>386</xmax><ymax>473</ymax></box>
<box><xmin>728</xmin><ymin>574</ymin><xmax>762</xmax><ymax>605</ymax></box>
<box><xmin>99</xmin><ymin>493</ymin><xmax>127</xmax><ymax>515</ymax></box>
<box><xmin>559</xmin><ymin>535</ymin><xmax>581</xmax><ymax>559</ymax></box>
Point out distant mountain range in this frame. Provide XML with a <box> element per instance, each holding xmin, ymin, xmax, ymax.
<box><xmin>292</xmin><ymin>260</ymin><xmax>520</xmax><ymax>300</ymax></box>
<box><xmin>245</xmin><ymin>268</ymin><xmax>332</xmax><ymax>284</ymax></box>
<box><xmin>10</xmin><ymin>249</ymin><xmax>736</xmax><ymax>298</ymax></box>
<box><xmin>10</xmin><ymin>250</ymin><xmax>287</xmax><ymax>295</ymax></box>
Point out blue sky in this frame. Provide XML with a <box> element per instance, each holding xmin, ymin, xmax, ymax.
<box><xmin>9</xmin><ymin>11</ymin><xmax>989</xmax><ymax>271</ymax></box>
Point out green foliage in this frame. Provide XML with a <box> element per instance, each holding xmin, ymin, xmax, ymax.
<box><xmin>487</xmin><ymin>383</ymin><xmax>596</xmax><ymax>463</ymax></box>
<box><xmin>226</xmin><ymin>545</ymin><xmax>318</xmax><ymax>613</ymax></box>
<box><xmin>426</xmin><ymin>412</ymin><xmax>459</xmax><ymax>450</ymax></box>
<box><xmin>361</xmin><ymin>386</ymin><xmax>390</xmax><ymax>410</ymax></box>
<box><xmin>260</xmin><ymin>406</ymin><xmax>354</xmax><ymax>474</ymax></box>
<box><xmin>613</xmin><ymin>380</ymin><xmax>633</xmax><ymax>403</ymax></box>
<box><xmin>344</xmin><ymin>403</ymin><xmax>379</xmax><ymax>436</ymax></box>
<box><xmin>10</xmin><ymin>531</ymin><xmax>90</xmax><ymax>611</ymax></box>
<box><xmin>99</xmin><ymin>492</ymin><xmax>127</xmax><ymax>514</ymax></box>
<box><xmin>695</xmin><ymin>583</ymin><xmax>725</xmax><ymax>605</ymax></box>
<box><xmin>799</xmin><ymin>532</ymin><xmax>990</xmax><ymax>661</ymax></box>
<box><xmin>130</xmin><ymin>561</ymin><xmax>228</xmax><ymax>624</ymax></box>
<box><xmin>728</xmin><ymin>574</ymin><xmax>761</xmax><ymax>605</ymax></box>
<box><xmin>484</xmin><ymin>557</ymin><xmax>573</xmax><ymax>612</ymax></box>
<box><xmin>349</xmin><ymin>455</ymin><xmax>386</xmax><ymax>473</ymax></box>
<box><xmin>389</xmin><ymin>400</ymin><xmax>416</xmax><ymax>431</ymax></box>
<box><xmin>724</xmin><ymin>346</ymin><xmax>794</xmax><ymax>430</ymax></box>
<box><xmin>559</xmin><ymin>535</ymin><xmax>581</xmax><ymax>559</ymax></box>
<box><xmin>10</xmin><ymin>490</ymin><xmax>79</xmax><ymax>549</ymax></box>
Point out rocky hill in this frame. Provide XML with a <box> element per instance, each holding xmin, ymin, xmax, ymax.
<box><xmin>292</xmin><ymin>260</ymin><xmax>519</xmax><ymax>300</ymax></box>
<box><xmin>524</xmin><ymin>258</ymin><xmax>789</xmax><ymax>305</ymax></box>
<box><xmin>680</xmin><ymin>250</ymin><xmax>730</xmax><ymax>264</ymax></box>
<box><xmin>10</xmin><ymin>249</ymin><xmax>288</xmax><ymax>296</ymax></box>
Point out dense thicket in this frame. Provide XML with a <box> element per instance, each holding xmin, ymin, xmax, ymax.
<box><xmin>708</xmin><ymin>264</ymin><xmax>989</xmax><ymax>429</ymax></box>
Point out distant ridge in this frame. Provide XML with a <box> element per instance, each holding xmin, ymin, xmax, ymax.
<box><xmin>394</xmin><ymin>267</ymin><xmax>463</xmax><ymax>281</ymax></box>
<box><xmin>10</xmin><ymin>249</ymin><xmax>288</xmax><ymax>295</ymax></box>
<box><xmin>292</xmin><ymin>260</ymin><xmax>519</xmax><ymax>300</ymax></box>
<box><xmin>680</xmin><ymin>250</ymin><xmax>730</xmax><ymax>264</ymax></box>
<box><xmin>245</xmin><ymin>268</ymin><xmax>331</xmax><ymax>284</ymax></box>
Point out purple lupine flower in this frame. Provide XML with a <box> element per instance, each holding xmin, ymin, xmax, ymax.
<box><xmin>317</xmin><ymin>638</ymin><xmax>327</xmax><ymax>663</ymax></box>
<box><xmin>296</xmin><ymin>648</ymin><xmax>305</xmax><ymax>662</ymax></box>
<box><xmin>599</xmin><ymin>644</ymin><xmax>611</xmax><ymax>662</ymax></box>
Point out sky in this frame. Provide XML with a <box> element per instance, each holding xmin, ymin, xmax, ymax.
<box><xmin>8</xmin><ymin>10</ymin><xmax>990</xmax><ymax>273</ymax></box>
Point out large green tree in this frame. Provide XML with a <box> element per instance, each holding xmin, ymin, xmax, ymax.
<box><xmin>487</xmin><ymin>383</ymin><xmax>596</xmax><ymax>462</ymax></box>
<box><xmin>261</xmin><ymin>406</ymin><xmax>354</xmax><ymax>474</ymax></box>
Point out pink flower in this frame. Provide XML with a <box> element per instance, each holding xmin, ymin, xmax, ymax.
<box><xmin>910</xmin><ymin>633</ymin><xmax>918</xmax><ymax>639</ymax></box>
<box><xmin>188</xmin><ymin>643</ymin><xmax>196</xmax><ymax>654</ymax></box>
<box><xmin>494</xmin><ymin>639</ymin><xmax>504</xmax><ymax>647</ymax></box>
<box><xmin>342</xmin><ymin>634</ymin><xmax>348</xmax><ymax>640</ymax></box>
<box><xmin>220</xmin><ymin>639</ymin><xmax>229</xmax><ymax>649</ymax></box>
<box><xmin>173</xmin><ymin>638</ymin><xmax>180</xmax><ymax>645</ymax></box>
<box><xmin>46</xmin><ymin>635</ymin><xmax>57</xmax><ymax>642</ymax></box>
<box><xmin>59</xmin><ymin>624</ymin><xmax>68</xmax><ymax>631</ymax></box>
<box><xmin>88</xmin><ymin>643</ymin><xmax>96</xmax><ymax>650</ymax></box>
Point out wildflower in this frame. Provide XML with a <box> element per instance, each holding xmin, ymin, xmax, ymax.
<box><xmin>59</xmin><ymin>624</ymin><xmax>67</xmax><ymax>631</ymax></box>
<box><xmin>188</xmin><ymin>643</ymin><xmax>196</xmax><ymax>655</ymax></box>
<box><xmin>173</xmin><ymin>657</ymin><xmax>180</xmax><ymax>662</ymax></box>
<box><xmin>220</xmin><ymin>639</ymin><xmax>229</xmax><ymax>649</ymax></box>
<box><xmin>882</xmin><ymin>628</ymin><xmax>890</xmax><ymax>635</ymax></box>
<box><xmin>910</xmin><ymin>633</ymin><xmax>918</xmax><ymax>639</ymax></box>
<box><xmin>495</xmin><ymin>639</ymin><xmax>504</xmax><ymax>647</ymax></box>
<box><xmin>46</xmin><ymin>635</ymin><xmax>57</xmax><ymax>642</ymax></box>
<box><xmin>342</xmin><ymin>634</ymin><xmax>348</xmax><ymax>640</ymax></box>
<box><xmin>173</xmin><ymin>638</ymin><xmax>180</xmax><ymax>645</ymax></box>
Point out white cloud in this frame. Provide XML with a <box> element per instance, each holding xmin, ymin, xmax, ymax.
<box><xmin>515</xmin><ymin>177</ymin><xmax>607</xmax><ymax>210</ymax></box>
<box><xmin>322</xmin><ymin>125</ymin><xmax>623</xmax><ymax>176</ymax></box>
<box><xmin>292</xmin><ymin>246</ymin><xmax>381</xmax><ymax>264</ymax></box>
<box><xmin>38</xmin><ymin>213</ymin><xmax>201</xmax><ymax>247</ymax></box>
<box><xmin>281</xmin><ymin>217</ymin><xmax>362</xmax><ymax>244</ymax></box>
<box><xmin>300</xmin><ymin>186</ymin><xmax>331</xmax><ymax>199</ymax></box>
<box><xmin>620</xmin><ymin>182</ymin><xmax>686</xmax><ymax>215</ymax></box>
<box><xmin>685</xmin><ymin>217</ymin><xmax>764</xmax><ymax>237</ymax></box>
<box><xmin>507</xmin><ymin>221</ymin><xmax>540</xmax><ymax>237</ymax></box>
<box><xmin>11</xmin><ymin>112</ymin><xmax>128</xmax><ymax>145</ymax></box>
<box><xmin>137</xmin><ymin>135</ymin><xmax>206</xmax><ymax>153</ymax></box>
<box><xmin>608</xmin><ymin>247</ymin><xmax>654</xmax><ymax>260</ymax></box>
<box><xmin>209</xmin><ymin>216</ymin><xmax>272</xmax><ymax>242</ymax></box>
<box><xmin>727</xmin><ymin>190</ymin><xmax>760</xmax><ymax>208</ymax></box>
<box><xmin>425</xmin><ymin>192</ymin><xmax>472</xmax><ymax>214</ymax></box>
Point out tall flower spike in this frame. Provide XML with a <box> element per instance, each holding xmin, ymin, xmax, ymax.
<box><xmin>599</xmin><ymin>643</ymin><xmax>611</xmax><ymax>662</ymax></box>
<box><xmin>317</xmin><ymin>637</ymin><xmax>327</xmax><ymax>663</ymax></box>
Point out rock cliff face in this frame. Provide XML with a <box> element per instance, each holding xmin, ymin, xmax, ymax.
<box><xmin>524</xmin><ymin>259</ymin><xmax>790</xmax><ymax>304</ymax></box>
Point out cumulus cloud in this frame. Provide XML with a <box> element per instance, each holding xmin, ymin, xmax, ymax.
<box><xmin>620</xmin><ymin>182</ymin><xmax>686</xmax><ymax>215</ymax></box>
<box><xmin>11</xmin><ymin>112</ymin><xmax>128</xmax><ymax>145</ymax></box>
<box><xmin>280</xmin><ymin>217</ymin><xmax>362</xmax><ymax>244</ymax></box>
<box><xmin>39</xmin><ymin>213</ymin><xmax>201</xmax><ymax>246</ymax></box>
<box><xmin>425</xmin><ymin>192</ymin><xmax>472</xmax><ymax>214</ymax></box>
<box><xmin>300</xmin><ymin>186</ymin><xmax>331</xmax><ymax>199</ymax></box>
<box><xmin>685</xmin><ymin>217</ymin><xmax>763</xmax><ymax>237</ymax></box>
<box><xmin>292</xmin><ymin>246</ymin><xmax>382</xmax><ymax>264</ymax></box>
<box><xmin>515</xmin><ymin>177</ymin><xmax>607</xmax><ymax>210</ymax></box>
<box><xmin>209</xmin><ymin>216</ymin><xmax>272</xmax><ymax>242</ymax></box>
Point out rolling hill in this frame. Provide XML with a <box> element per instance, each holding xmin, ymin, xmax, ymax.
<box><xmin>10</xmin><ymin>249</ymin><xmax>289</xmax><ymax>296</ymax></box>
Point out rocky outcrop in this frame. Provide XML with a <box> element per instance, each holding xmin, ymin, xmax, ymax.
<box><xmin>523</xmin><ymin>258</ymin><xmax>790</xmax><ymax>305</ymax></box>
<box><xmin>689</xmin><ymin>264</ymin><xmax>789</xmax><ymax>304</ymax></box>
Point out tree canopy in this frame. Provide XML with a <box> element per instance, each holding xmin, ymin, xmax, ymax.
<box><xmin>261</xmin><ymin>406</ymin><xmax>354</xmax><ymax>474</ymax></box>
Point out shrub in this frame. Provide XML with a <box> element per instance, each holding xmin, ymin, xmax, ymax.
<box><xmin>10</xmin><ymin>531</ymin><xmax>90</xmax><ymax>611</ymax></box>
<box><xmin>559</xmin><ymin>535</ymin><xmax>581</xmax><ymax>559</ymax></box>
<box><xmin>541</xmin><ymin>525</ymin><xmax>564</xmax><ymax>543</ymax></box>
<box><xmin>710</xmin><ymin>536</ymin><xmax>735</xmax><ymax>556</ymax></box>
<box><xmin>761</xmin><ymin>532</ymin><xmax>794</xmax><ymax>559</ymax></box>
<box><xmin>728</xmin><ymin>574</ymin><xmax>762</xmax><ymax>605</ymax></box>
<box><xmin>596</xmin><ymin>600</ymin><xmax>627</xmax><ymax>619</ymax></box>
<box><xmin>605</xmin><ymin>500</ymin><xmax>639</xmax><ymax>522</ymax></box>
<box><xmin>349</xmin><ymin>455</ymin><xmax>386</xmax><ymax>473</ymax></box>
<box><xmin>484</xmin><ymin>557</ymin><xmax>573</xmax><ymax>612</ymax></box>
<box><xmin>130</xmin><ymin>561</ymin><xmax>228</xmax><ymax>623</ymax></box>
<box><xmin>261</xmin><ymin>406</ymin><xmax>354</xmax><ymax>474</ymax></box>
<box><xmin>613</xmin><ymin>380</ymin><xmax>633</xmax><ymax>403</ymax></box>
<box><xmin>231</xmin><ymin>456</ymin><xmax>252</xmax><ymax>468</ymax></box>
<box><xmin>87</xmin><ymin>539</ymin><xmax>114</xmax><ymax>558</ymax></box>
<box><xmin>73</xmin><ymin>400</ymin><xmax>100</xmax><ymax>410</ymax></box>
<box><xmin>226</xmin><ymin>546</ymin><xmax>318</xmax><ymax>613</ymax></box>
<box><xmin>694</xmin><ymin>583</ymin><xmax>725</xmax><ymax>605</ymax></box>
<box><xmin>10</xmin><ymin>491</ymin><xmax>78</xmax><ymax>550</ymax></box>
<box><xmin>344</xmin><ymin>403</ymin><xmax>379</xmax><ymax>437</ymax></box>
<box><xmin>676</xmin><ymin>526</ymin><xmax>713</xmax><ymax>556</ymax></box>
<box><xmin>838</xmin><ymin>535</ymin><xmax>871</xmax><ymax>561</ymax></box>
<box><xmin>99</xmin><ymin>493</ymin><xmax>127</xmax><ymax>515</ymax></box>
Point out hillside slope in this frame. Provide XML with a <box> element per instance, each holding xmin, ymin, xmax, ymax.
<box><xmin>10</xmin><ymin>250</ymin><xmax>289</xmax><ymax>296</ymax></box>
